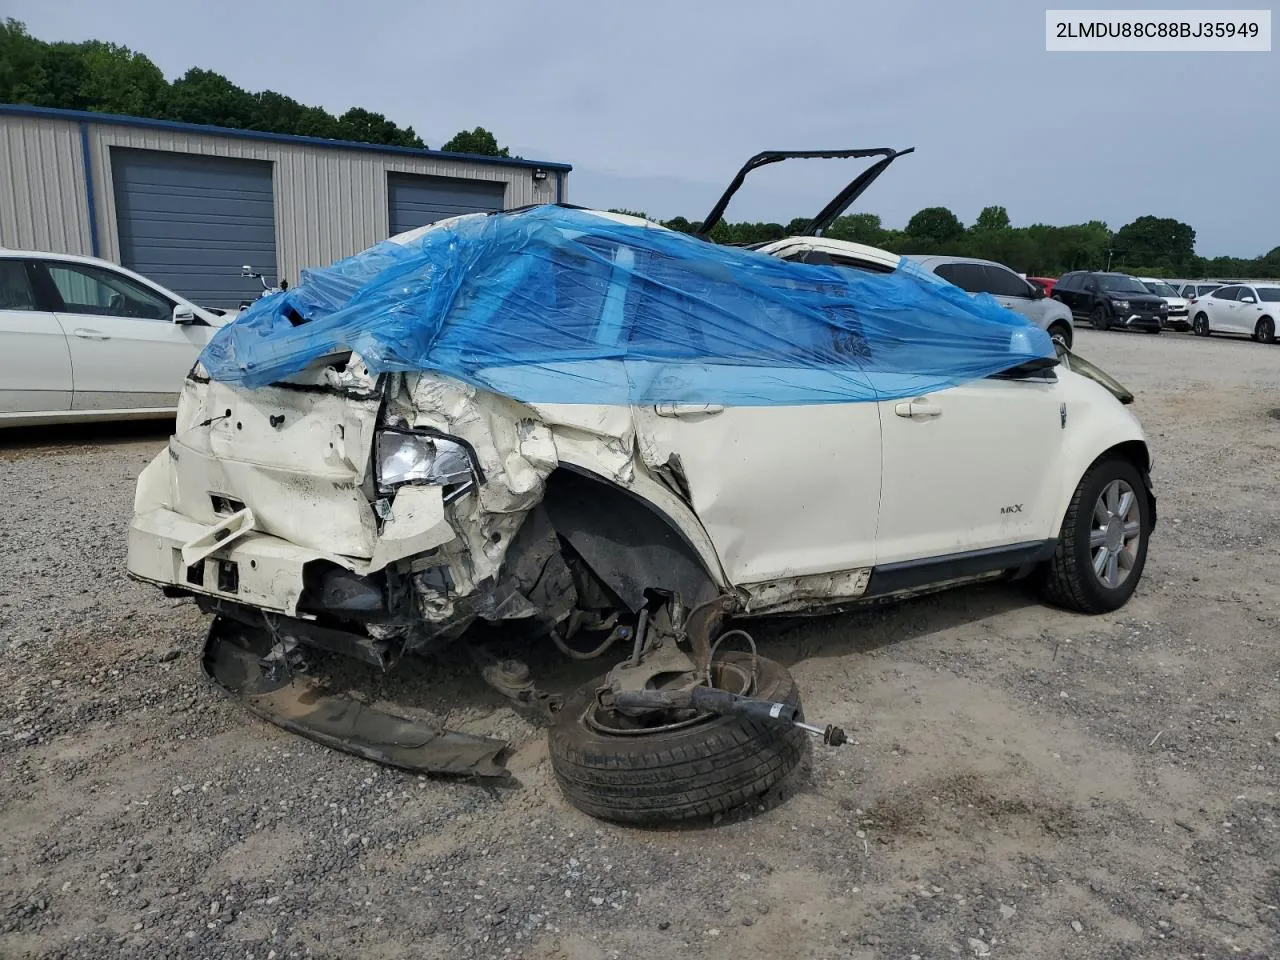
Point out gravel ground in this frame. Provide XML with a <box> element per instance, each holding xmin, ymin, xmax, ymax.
<box><xmin>1</xmin><ymin>328</ymin><xmax>1278</xmax><ymax>960</ymax></box>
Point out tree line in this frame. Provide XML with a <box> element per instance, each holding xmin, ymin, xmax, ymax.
<box><xmin>0</xmin><ymin>19</ymin><xmax>509</xmax><ymax>156</ymax></box>
<box><xmin>5</xmin><ymin>19</ymin><xmax>1275</xmax><ymax>279</ymax></box>
<box><xmin>612</xmin><ymin>205</ymin><xmax>1280</xmax><ymax>280</ymax></box>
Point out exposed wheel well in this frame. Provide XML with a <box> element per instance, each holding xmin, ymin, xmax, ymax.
<box><xmin>540</xmin><ymin>467</ymin><xmax>720</xmax><ymax>613</ymax></box>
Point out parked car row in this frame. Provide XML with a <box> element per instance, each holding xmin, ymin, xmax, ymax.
<box><xmin>1187</xmin><ymin>282</ymin><xmax>1280</xmax><ymax>341</ymax></box>
<box><xmin>0</xmin><ymin>251</ymin><xmax>227</xmax><ymax>426</ymax></box>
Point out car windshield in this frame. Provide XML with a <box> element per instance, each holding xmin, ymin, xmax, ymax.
<box><xmin>1143</xmin><ymin>280</ymin><xmax>1176</xmax><ymax>296</ymax></box>
<box><xmin>1258</xmin><ymin>287</ymin><xmax>1280</xmax><ymax>302</ymax></box>
<box><xmin>1098</xmin><ymin>276</ymin><xmax>1150</xmax><ymax>294</ymax></box>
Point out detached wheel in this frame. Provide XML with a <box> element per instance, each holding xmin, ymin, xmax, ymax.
<box><xmin>548</xmin><ymin>652</ymin><xmax>807</xmax><ymax>824</ymax></box>
<box><xmin>1091</xmin><ymin>306</ymin><xmax>1111</xmax><ymax>331</ymax></box>
<box><xmin>1038</xmin><ymin>457</ymin><xmax>1151</xmax><ymax>614</ymax></box>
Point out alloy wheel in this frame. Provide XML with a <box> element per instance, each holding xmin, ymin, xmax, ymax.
<box><xmin>1090</xmin><ymin>479</ymin><xmax>1142</xmax><ymax>589</ymax></box>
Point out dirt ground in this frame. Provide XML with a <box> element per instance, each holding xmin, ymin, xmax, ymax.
<box><xmin>1</xmin><ymin>328</ymin><xmax>1278</xmax><ymax>960</ymax></box>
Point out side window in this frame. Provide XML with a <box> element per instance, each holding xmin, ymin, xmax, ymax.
<box><xmin>981</xmin><ymin>265</ymin><xmax>1034</xmax><ymax>298</ymax></box>
<box><xmin>1238</xmin><ymin>287</ymin><xmax>1257</xmax><ymax>302</ymax></box>
<box><xmin>1083</xmin><ymin>275</ymin><xmax>1099</xmax><ymax>291</ymax></box>
<box><xmin>828</xmin><ymin>254</ymin><xmax>894</xmax><ymax>275</ymax></box>
<box><xmin>1055</xmin><ymin>273</ymin><xmax>1076</xmax><ymax>292</ymax></box>
<box><xmin>43</xmin><ymin>262</ymin><xmax>172</xmax><ymax>320</ymax></box>
<box><xmin>0</xmin><ymin>260</ymin><xmax>39</xmax><ymax>311</ymax></box>
<box><xmin>1213</xmin><ymin>286</ymin><xmax>1239</xmax><ymax>301</ymax></box>
<box><xmin>933</xmin><ymin>263</ymin><xmax>987</xmax><ymax>293</ymax></box>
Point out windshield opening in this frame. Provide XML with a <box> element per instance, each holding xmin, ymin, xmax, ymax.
<box><xmin>1099</xmin><ymin>276</ymin><xmax>1151</xmax><ymax>294</ymax></box>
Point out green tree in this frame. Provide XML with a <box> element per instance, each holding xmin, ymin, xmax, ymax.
<box><xmin>1112</xmin><ymin>215</ymin><xmax>1196</xmax><ymax>271</ymax></box>
<box><xmin>0</xmin><ymin>19</ymin><xmax>49</xmax><ymax>106</ymax></box>
<box><xmin>441</xmin><ymin>126</ymin><xmax>509</xmax><ymax>157</ymax></box>
<box><xmin>71</xmin><ymin>40</ymin><xmax>168</xmax><ymax>115</ymax></box>
<box><xmin>904</xmin><ymin>206</ymin><xmax>965</xmax><ymax>248</ymax></box>
<box><xmin>826</xmin><ymin>213</ymin><xmax>885</xmax><ymax>245</ymax></box>
<box><xmin>1</xmin><ymin>19</ymin><xmax>424</xmax><ymax>148</ymax></box>
<box><xmin>166</xmin><ymin>67</ymin><xmax>258</xmax><ymax>128</ymax></box>
<box><xmin>972</xmin><ymin>205</ymin><xmax>1010</xmax><ymax>233</ymax></box>
<box><xmin>336</xmin><ymin>107</ymin><xmax>423</xmax><ymax>147</ymax></box>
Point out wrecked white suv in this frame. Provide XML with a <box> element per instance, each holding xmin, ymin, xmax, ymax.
<box><xmin>127</xmin><ymin>150</ymin><xmax>1155</xmax><ymax>824</ymax></box>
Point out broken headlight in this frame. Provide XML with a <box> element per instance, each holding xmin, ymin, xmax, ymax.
<box><xmin>375</xmin><ymin>429</ymin><xmax>478</xmax><ymax>499</ymax></box>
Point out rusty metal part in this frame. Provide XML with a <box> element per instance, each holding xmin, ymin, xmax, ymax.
<box><xmin>602</xmin><ymin>639</ymin><xmax>698</xmax><ymax>696</ymax></box>
<box><xmin>203</xmin><ymin>616</ymin><xmax>509</xmax><ymax>778</ymax></box>
<box><xmin>475</xmin><ymin>654</ymin><xmax>563</xmax><ymax>721</ymax></box>
<box><xmin>683</xmin><ymin>594</ymin><xmax>738</xmax><ymax>677</ymax></box>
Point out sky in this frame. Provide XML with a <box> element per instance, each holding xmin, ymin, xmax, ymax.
<box><xmin>8</xmin><ymin>0</ymin><xmax>1278</xmax><ymax>257</ymax></box>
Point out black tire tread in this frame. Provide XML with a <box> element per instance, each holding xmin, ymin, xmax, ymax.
<box><xmin>548</xmin><ymin>653</ymin><xmax>807</xmax><ymax>824</ymax></box>
<box><xmin>1038</xmin><ymin>457</ymin><xmax>1148</xmax><ymax>614</ymax></box>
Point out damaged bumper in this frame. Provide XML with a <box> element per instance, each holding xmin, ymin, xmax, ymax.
<box><xmin>128</xmin><ymin>505</ymin><xmax>354</xmax><ymax>616</ymax></box>
<box><xmin>203</xmin><ymin>615</ymin><xmax>508</xmax><ymax>777</ymax></box>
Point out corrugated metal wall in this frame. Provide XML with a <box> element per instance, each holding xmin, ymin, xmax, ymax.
<box><xmin>0</xmin><ymin>115</ymin><xmax>93</xmax><ymax>255</ymax></box>
<box><xmin>0</xmin><ymin>113</ymin><xmax>568</xmax><ymax>285</ymax></box>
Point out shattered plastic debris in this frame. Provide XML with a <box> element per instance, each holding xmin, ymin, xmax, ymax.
<box><xmin>200</xmin><ymin>205</ymin><xmax>1053</xmax><ymax>404</ymax></box>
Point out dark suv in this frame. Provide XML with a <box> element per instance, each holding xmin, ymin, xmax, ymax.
<box><xmin>1053</xmin><ymin>272</ymin><xmax>1167</xmax><ymax>333</ymax></box>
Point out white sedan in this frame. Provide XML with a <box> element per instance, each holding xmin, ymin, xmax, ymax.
<box><xmin>1189</xmin><ymin>283</ymin><xmax>1280</xmax><ymax>342</ymax></box>
<box><xmin>0</xmin><ymin>251</ymin><xmax>228</xmax><ymax>427</ymax></box>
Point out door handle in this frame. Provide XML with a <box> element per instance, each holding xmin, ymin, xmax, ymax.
<box><xmin>654</xmin><ymin>402</ymin><xmax>725</xmax><ymax>419</ymax></box>
<box><xmin>894</xmin><ymin>398</ymin><xmax>942</xmax><ymax>419</ymax></box>
<box><xmin>72</xmin><ymin>329</ymin><xmax>111</xmax><ymax>341</ymax></box>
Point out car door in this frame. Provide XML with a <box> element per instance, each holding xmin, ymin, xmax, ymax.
<box><xmin>624</xmin><ymin>263</ymin><xmax>883</xmax><ymax>589</ymax></box>
<box><xmin>0</xmin><ymin>258</ymin><xmax>74</xmax><ymax>415</ymax></box>
<box><xmin>1052</xmin><ymin>273</ymin><xmax>1076</xmax><ymax>315</ymax></box>
<box><xmin>1059</xmin><ymin>274</ymin><xmax>1087</xmax><ymax>319</ymax></box>
<box><xmin>979</xmin><ymin>264</ymin><xmax>1044</xmax><ymax>325</ymax></box>
<box><xmin>1235</xmin><ymin>286</ymin><xmax>1263</xmax><ymax>335</ymax></box>
<box><xmin>1206</xmin><ymin>286</ymin><xmax>1239</xmax><ymax>333</ymax></box>
<box><xmin>874</xmin><ymin>371</ymin><xmax>1065</xmax><ymax>570</ymax></box>
<box><xmin>38</xmin><ymin>259</ymin><xmax>211</xmax><ymax>411</ymax></box>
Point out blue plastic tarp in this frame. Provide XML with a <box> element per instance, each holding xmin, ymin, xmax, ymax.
<box><xmin>199</xmin><ymin>205</ymin><xmax>1054</xmax><ymax>405</ymax></box>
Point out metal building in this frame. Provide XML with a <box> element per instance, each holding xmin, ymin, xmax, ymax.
<box><xmin>0</xmin><ymin>104</ymin><xmax>571</xmax><ymax>307</ymax></box>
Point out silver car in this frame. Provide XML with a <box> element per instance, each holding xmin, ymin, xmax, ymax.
<box><xmin>906</xmin><ymin>255</ymin><xmax>1075</xmax><ymax>347</ymax></box>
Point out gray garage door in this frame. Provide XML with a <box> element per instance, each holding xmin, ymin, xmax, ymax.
<box><xmin>111</xmin><ymin>148</ymin><xmax>276</xmax><ymax>308</ymax></box>
<box><xmin>387</xmin><ymin>173</ymin><xmax>507</xmax><ymax>237</ymax></box>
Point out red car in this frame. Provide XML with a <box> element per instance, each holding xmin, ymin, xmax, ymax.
<box><xmin>1027</xmin><ymin>276</ymin><xmax>1057</xmax><ymax>298</ymax></box>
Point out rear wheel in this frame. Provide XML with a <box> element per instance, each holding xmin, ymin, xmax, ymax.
<box><xmin>1193</xmin><ymin>312</ymin><xmax>1211</xmax><ymax>336</ymax></box>
<box><xmin>1091</xmin><ymin>305</ymin><xmax>1111</xmax><ymax>331</ymax></box>
<box><xmin>1048</xmin><ymin>322</ymin><xmax>1072</xmax><ymax>349</ymax></box>
<box><xmin>1254</xmin><ymin>316</ymin><xmax>1275</xmax><ymax>344</ymax></box>
<box><xmin>548</xmin><ymin>652</ymin><xmax>807</xmax><ymax>824</ymax></box>
<box><xmin>1038</xmin><ymin>457</ymin><xmax>1151</xmax><ymax>614</ymax></box>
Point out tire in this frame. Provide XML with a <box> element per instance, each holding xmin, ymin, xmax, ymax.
<box><xmin>1091</xmin><ymin>305</ymin><xmax>1111</xmax><ymax>331</ymax></box>
<box><xmin>1037</xmin><ymin>457</ymin><xmax>1151</xmax><ymax>614</ymax></box>
<box><xmin>1193</xmin><ymin>312</ymin><xmax>1210</xmax><ymax>337</ymax></box>
<box><xmin>1048</xmin><ymin>322</ymin><xmax>1072</xmax><ymax>349</ymax></box>
<box><xmin>1255</xmin><ymin>316</ymin><xmax>1275</xmax><ymax>344</ymax></box>
<box><xmin>548</xmin><ymin>652</ymin><xmax>807</xmax><ymax>824</ymax></box>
